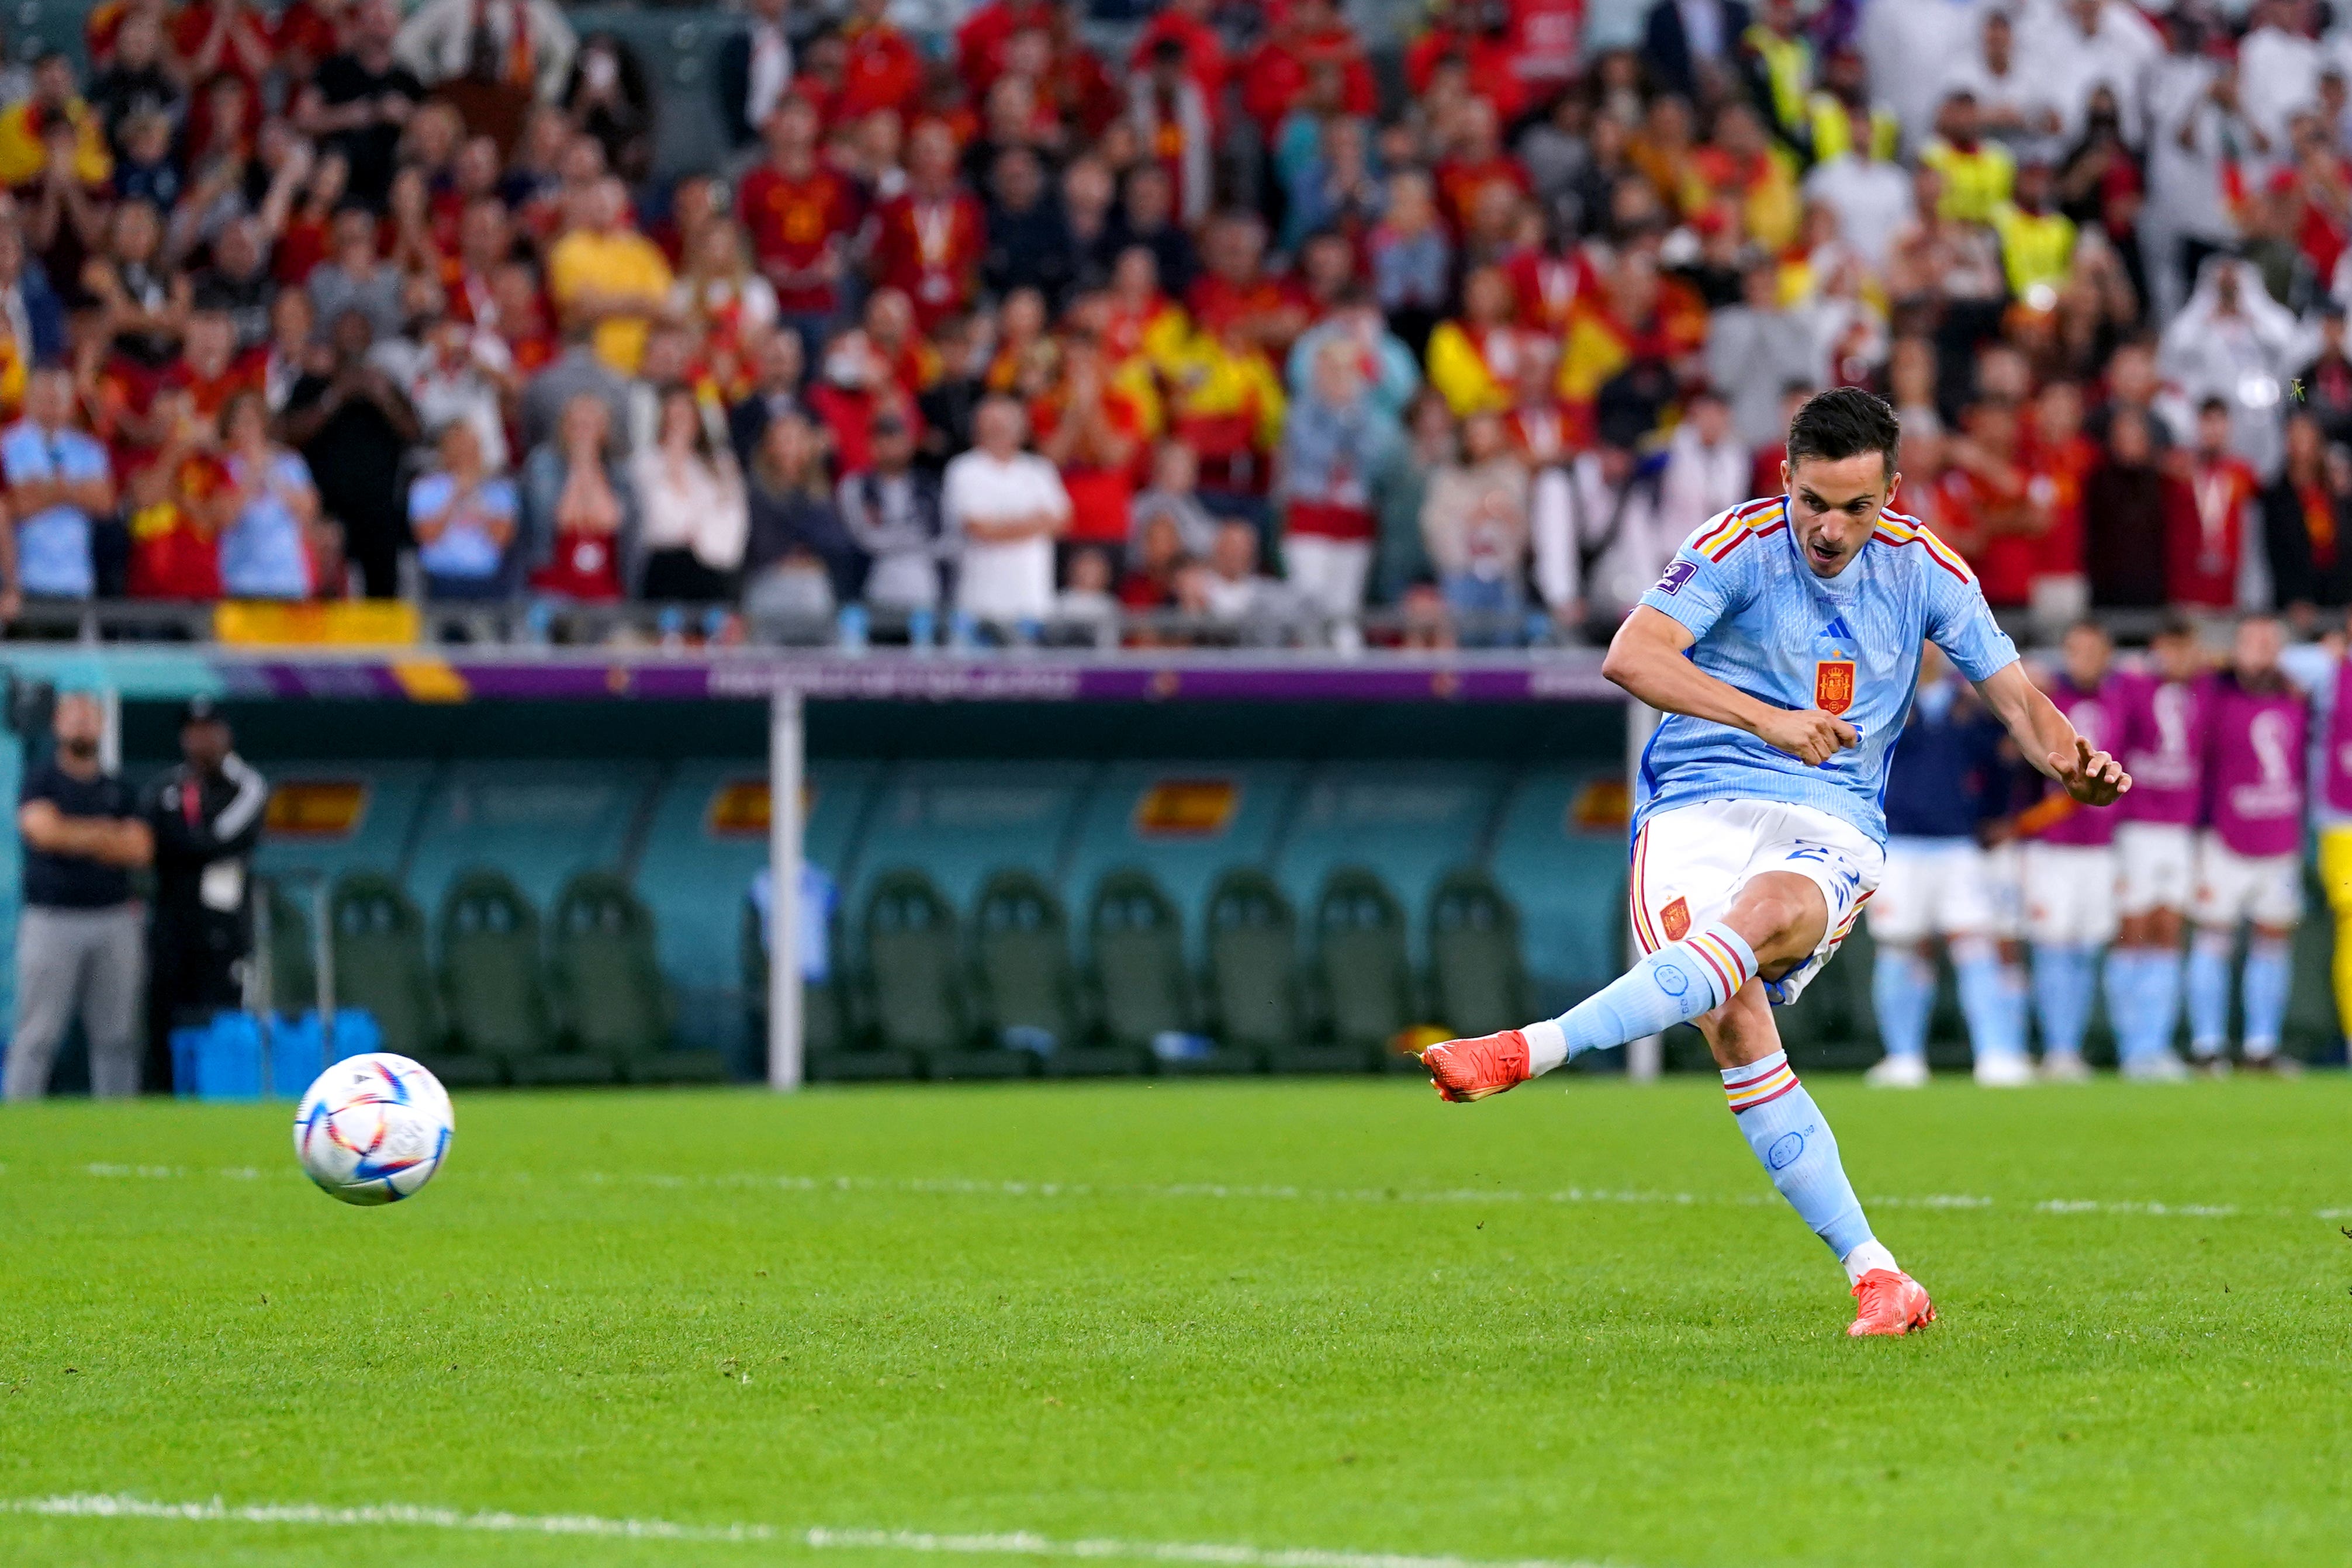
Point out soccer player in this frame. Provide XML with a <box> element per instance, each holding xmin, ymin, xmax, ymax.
<box><xmin>2016</xmin><ymin>622</ymin><xmax>2126</xmax><ymax>1082</ymax></box>
<box><xmin>1418</xmin><ymin>389</ymin><xmax>2129</xmax><ymax>1337</ymax></box>
<box><xmin>2107</xmin><ymin>616</ymin><xmax>2208</xmax><ymax>1079</ymax></box>
<box><xmin>1863</xmin><ymin>644</ymin><xmax>2012</xmax><ymax>1088</ymax></box>
<box><xmin>2186</xmin><ymin>615</ymin><xmax>2307</xmax><ymax>1074</ymax></box>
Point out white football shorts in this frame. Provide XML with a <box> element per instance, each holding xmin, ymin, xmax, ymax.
<box><xmin>1867</xmin><ymin>836</ymin><xmax>1998</xmax><ymax>945</ymax></box>
<box><xmin>2020</xmin><ymin>841</ymin><xmax>2119</xmax><ymax>947</ymax></box>
<box><xmin>1981</xmin><ymin>840</ymin><xmax>2024</xmax><ymax>941</ymax></box>
<box><xmin>2115</xmin><ymin>821</ymin><xmax>2195</xmax><ymax>917</ymax></box>
<box><xmin>2190</xmin><ymin>832</ymin><xmax>2302</xmax><ymax>929</ymax></box>
<box><xmin>1630</xmin><ymin>799</ymin><xmax>1883</xmax><ymax>1007</ymax></box>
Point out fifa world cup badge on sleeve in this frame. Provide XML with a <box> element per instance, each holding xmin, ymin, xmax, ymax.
<box><xmin>1655</xmin><ymin>559</ymin><xmax>1697</xmax><ymax>596</ymax></box>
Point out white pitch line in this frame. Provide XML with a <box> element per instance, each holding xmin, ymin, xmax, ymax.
<box><xmin>33</xmin><ymin>1161</ymin><xmax>2348</xmax><ymax>1221</ymax></box>
<box><xmin>1</xmin><ymin>1495</ymin><xmax>1616</xmax><ymax>1568</ymax></box>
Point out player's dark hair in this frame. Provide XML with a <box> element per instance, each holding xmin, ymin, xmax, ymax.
<box><xmin>1786</xmin><ymin>386</ymin><xmax>1900</xmax><ymax>480</ymax></box>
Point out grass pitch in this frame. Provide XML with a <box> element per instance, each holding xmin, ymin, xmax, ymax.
<box><xmin>1</xmin><ymin>1076</ymin><xmax>2347</xmax><ymax>1568</ymax></box>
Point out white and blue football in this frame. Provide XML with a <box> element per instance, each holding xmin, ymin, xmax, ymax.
<box><xmin>293</xmin><ymin>1053</ymin><xmax>454</xmax><ymax>1206</ymax></box>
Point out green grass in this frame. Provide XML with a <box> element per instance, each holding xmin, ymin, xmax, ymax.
<box><xmin>1</xmin><ymin>1076</ymin><xmax>2348</xmax><ymax>1568</ymax></box>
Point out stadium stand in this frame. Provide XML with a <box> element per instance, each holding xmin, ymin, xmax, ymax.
<box><xmin>1274</xmin><ymin>766</ymin><xmax>1509</xmax><ymax>963</ymax></box>
<box><xmin>405</xmin><ymin>763</ymin><xmax>658</xmax><ymax>918</ymax></box>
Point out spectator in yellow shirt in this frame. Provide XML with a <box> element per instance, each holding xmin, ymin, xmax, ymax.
<box><xmin>0</xmin><ymin>54</ymin><xmax>113</xmax><ymax>190</ymax></box>
<box><xmin>1918</xmin><ymin>89</ymin><xmax>2014</xmax><ymax>225</ymax></box>
<box><xmin>547</xmin><ymin>176</ymin><xmax>675</xmax><ymax>375</ymax></box>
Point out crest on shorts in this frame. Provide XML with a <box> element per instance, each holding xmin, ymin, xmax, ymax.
<box><xmin>1660</xmin><ymin>895</ymin><xmax>1691</xmax><ymax>941</ymax></box>
<box><xmin>1815</xmin><ymin>657</ymin><xmax>1856</xmax><ymax>716</ymax></box>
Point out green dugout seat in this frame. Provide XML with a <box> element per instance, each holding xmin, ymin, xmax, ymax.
<box><xmin>943</xmin><ymin>868</ymin><xmax>1061</xmax><ymax>1081</ymax></box>
<box><xmin>856</xmin><ymin>868</ymin><xmax>971</xmax><ymax>1079</ymax></box>
<box><xmin>1427</xmin><ymin>867</ymin><xmax>1530</xmax><ymax>1039</ymax></box>
<box><xmin>327</xmin><ymin>871</ymin><xmax>482</xmax><ymax>1084</ymax></box>
<box><xmin>552</xmin><ymin>871</ymin><xmax>725</xmax><ymax>1084</ymax></box>
<box><xmin>1195</xmin><ymin>867</ymin><xmax>1295</xmax><ymax>1074</ymax></box>
<box><xmin>1306</xmin><ymin>866</ymin><xmax>1413</xmax><ymax>1072</ymax></box>
<box><xmin>439</xmin><ymin>868</ymin><xmax>607</xmax><ymax>1085</ymax></box>
<box><xmin>1071</xmin><ymin>868</ymin><xmax>1185</xmax><ymax>1076</ymax></box>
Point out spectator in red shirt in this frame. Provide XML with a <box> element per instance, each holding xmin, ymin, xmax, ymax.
<box><xmin>1241</xmin><ymin>0</ymin><xmax>1376</xmax><ymax>139</ymax></box>
<box><xmin>871</xmin><ymin>121</ymin><xmax>985</xmax><ymax>332</ymax></box>
<box><xmin>1941</xmin><ymin>397</ymin><xmax>2050</xmax><ymax>610</ymax></box>
<box><xmin>1406</xmin><ymin>2</ymin><xmax>1529</xmax><ymax>126</ymax></box>
<box><xmin>957</xmin><ymin>0</ymin><xmax>1055</xmax><ymax>96</ymax></box>
<box><xmin>839</xmin><ymin>0</ymin><xmax>923</xmax><ymax>122</ymax></box>
<box><xmin>1187</xmin><ymin>212</ymin><xmax>1309</xmax><ymax>356</ymax></box>
<box><xmin>1035</xmin><ymin>328</ymin><xmax>1146</xmax><ymax>551</ymax></box>
<box><xmin>1129</xmin><ymin>0</ymin><xmax>1227</xmax><ymax>129</ymax></box>
<box><xmin>1434</xmin><ymin>98</ymin><xmax>1533</xmax><ymax>237</ymax></box>
<box><xmin>2175</xmin><ymin>396</ymin><xmax>2260</xmax><ymax>609</ymax></box>
<box><xmin>737</xmin><ymin>96</ymin><xmax>863</xmax><ymax>354</ymax></box>
<box><xmin>2026</xmin><ymin>379</ymin><xmax>2096</xmax><ymax>590</ymax></box>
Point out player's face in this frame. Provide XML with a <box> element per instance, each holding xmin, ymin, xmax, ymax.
<box><xmin>1782</xmin><ymin>452</ymin><xmax>1895</xmax><ymax>578</ymax></box>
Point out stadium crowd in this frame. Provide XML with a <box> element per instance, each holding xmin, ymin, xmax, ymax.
<box><xmin>0</xmin><ymin>0</ymin><xmax>2347</xmax><ymax>646</ymax></box>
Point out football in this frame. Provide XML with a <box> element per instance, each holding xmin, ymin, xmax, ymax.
<box><xmin>292</xmin><ymin>1054</ymin><xmax>455</xmax><ymax>1206</ymax></box>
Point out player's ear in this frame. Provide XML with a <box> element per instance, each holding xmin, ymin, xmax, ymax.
<box><xmin>1778</xmin><ymin>458</ymin><xmax>1790</xmax><ymax>494</ymax></box>
<box><xmin>1885</xmin><ymin>468</ymin><xmax>1901</xmax><ymax>509</ymax></box>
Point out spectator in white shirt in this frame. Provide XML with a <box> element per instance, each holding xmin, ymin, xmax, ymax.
<box><xmin>1803</xmin><ymin>134</ymin><xmax>1915</xmax><ymax>274</ymax></box>
<box><xmin>1939</xmin><ymin>10</ymin><xmax>2063</xmax><ymax>155</ymax></box>
<box><xmin>1657</xmin><ymin>390</ymin><xmax>1751</xmax><ymax>549</ymax></box>
<box><xmin>2240</xmin><ymin>0</ymin><xmax>2324</xmax><ymax>147</ymax></box>
<box><xmin>942</xmin><ymin>395</ymin><xmax>1070</xmax><ymax>628</ymax></box>
<box><xmin>629</xmin><ymin>382</ymin><xmax>748</xmax><ymax>601</ymax></box>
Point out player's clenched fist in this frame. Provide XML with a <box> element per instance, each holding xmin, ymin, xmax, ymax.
<box><xmin>1756</xmin><ymin>707</ymin><xmax>1861</xmax><ymax>766</ymax></box>
<box><xmin>2050</xmin><ymin>734</ymin><xmax>2131</xmax><ymax>807</ymax></box>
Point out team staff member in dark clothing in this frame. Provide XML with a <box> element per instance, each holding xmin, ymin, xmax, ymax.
<box><xmin>140</xmin><ymin>700</ymin><xmax>269</xmax><ymax>1092</ymax></box>
<box><xmin>9</xmin><ymin>693</ymin><xmax>153</xmax><ymax>1100</ymax></box>
<box><xmin>279</xmin><ymin>307</ymin><xmax>422</xmax><ymax>597</ymax></box>
<box><xmin>1860</xmin><ymin>645</ymin><xmax>2017</xmax><ymax>1088</ymax></box>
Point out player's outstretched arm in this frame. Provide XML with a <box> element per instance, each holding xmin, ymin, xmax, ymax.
<box><xmin>1602</xmin><ymin>606</ymin><xmax>1860</xmax><ymax>766</ymax></box>
<box><xmin>1972</xmin><ymin>659</ymin><xmax>2132</xmax><ymax>806</ymax></box>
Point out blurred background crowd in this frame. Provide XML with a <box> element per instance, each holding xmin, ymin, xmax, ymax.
<box><xmin>0</xmin><ymin>0</ymin><xmax>2348</xmax><ymax>649</ymax></box>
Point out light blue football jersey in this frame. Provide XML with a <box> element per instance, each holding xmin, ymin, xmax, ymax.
<box><xmin>1632</xmin><ymin>496</ymin><xmax>2020</xmax><ymax>847</ymax></box>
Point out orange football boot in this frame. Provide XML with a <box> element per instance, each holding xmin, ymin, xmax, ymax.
<box><xmin>1846</xmin><ymin>1269</ymin><xmax>1936</xmax><ymax>1337</ymax></box>
<box><xmin>1419</xmin><ymin>1029</ymin><xmax>1533</xmax><ymax>1103</ymax></box>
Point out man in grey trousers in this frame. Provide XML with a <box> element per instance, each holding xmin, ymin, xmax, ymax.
<box><xmin>9</xmin><ymin>693</ymin><xmax>154</xmax><ymax>1099</ymax></box>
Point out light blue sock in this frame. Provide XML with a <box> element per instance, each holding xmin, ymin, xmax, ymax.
<box><xmin>2240</xmin><ymin>936</ymin><xmax>2292</xmax><ymax>1060</ymax></box>
<box><xmin>2000</xmin><ymin>956</ymin><xmax>2032</xmax><ymax>1055</ymax></box>
<box><xmin>1722</xmin><ymin>1050</ymin><xmax>1879</xmax><ymax>1270</ymax></box>
<box><xmin>1523</xmin><ymin>921</ymin><xmax>1758</xmax><ymax>1072</ymax></box>
<box><xmin>2143</xmin><ymin>947</ymin><xmax>2185</xmax><ymax>1058</ymax></box>
<box><xmin>2102</xmin><ymin>949</ymin><xmax>2147</xmax><ymax>1061</ymax></box>
<box><xmin>2032</xmin><ymin>943</ymin><xmax>2095</xmax><ymax>1057</ymax></box>
<box><xmin>2186</xmin><ymin>930</ymin><xmax>2233</xmax><ymax>1058</ymax></box>
<box><xmin>1872</xmin><ymin>948</ymin><xmax>1934</xmax><ymax>1061</ymax></box>
<box><xmin>1951</xmin><ymin>937</ymin><xmax>2023</xmax><ymax>1058</ymax></box>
